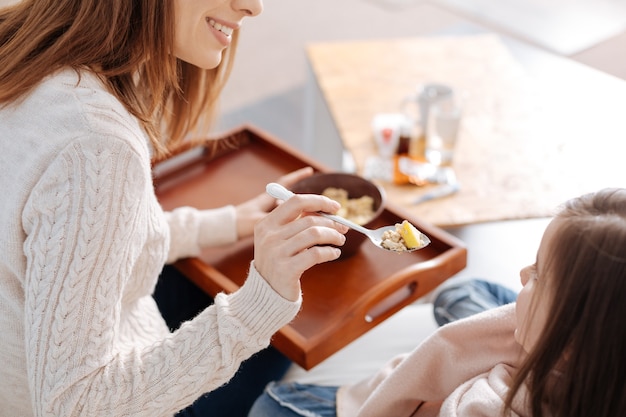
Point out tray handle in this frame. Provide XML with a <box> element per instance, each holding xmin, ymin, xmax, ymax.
<box><xmin>364</xmin><ymin>281</ymin><xmax>418</xmax><ymax>323</ymax></box>
<box><xmin>359</xmin><ymin>262</ymin><xmax>435</xmax><ymax>324</ymax></box>
<box><xmin>312</xmin><ymin>248</ymin><xmax>464</xmax><ymax>347</ymax></box>
<box><xmin>361</xmin><ymin>249</ymin><xmax>464</xmax><ymax>323</ymax></box>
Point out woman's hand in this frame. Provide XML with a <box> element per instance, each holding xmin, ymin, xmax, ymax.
<box><xmin>253</xmin><ymin>192</ymin><xmax>349</xmax><ymax>301</ymax></box>
<box><xmin>235</xmin><ymin>167</ymin><xmax>315</xmax><ymax>239</ymax></box>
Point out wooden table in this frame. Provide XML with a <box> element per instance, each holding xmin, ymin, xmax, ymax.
<box><xmin>305</xmin><ymin>34</ymin><xmax>626</xmax><ymax>228</ymax></box>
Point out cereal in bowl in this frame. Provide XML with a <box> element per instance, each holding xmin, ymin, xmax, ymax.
<box><xmin>322</xmin><ymin>187</ymin><xmax>375</xmax><ymax>225</ymax></box>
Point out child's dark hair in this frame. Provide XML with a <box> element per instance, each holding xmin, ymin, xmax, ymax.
<box><xmin>506</xmin><ymin>188</ymin><xmax>626</xmax><ymax>416</ymax></box>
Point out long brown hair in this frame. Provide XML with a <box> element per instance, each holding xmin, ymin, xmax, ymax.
<box><xmin>0</xmin><ymin>0</ymin><xmax>237</xmax><ymax>158</ymax></box>
<box><xmin>506</xmin><ymin>188</ymin><xmax>626</xmax><ymax>416</ymax></box>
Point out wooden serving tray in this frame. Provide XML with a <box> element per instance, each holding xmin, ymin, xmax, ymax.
<box><xmin>153</xmin><ymin>125</ymin><xmax>467</xmax><ymax>369</ymax></box>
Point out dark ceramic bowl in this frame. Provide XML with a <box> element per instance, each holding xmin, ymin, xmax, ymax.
<box><xmin>290</xmin><ymin>173</ymin><xmax>386</xmax><ymax>258</ymax></box>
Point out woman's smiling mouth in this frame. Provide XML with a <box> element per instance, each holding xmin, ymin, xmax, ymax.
<box><xmin>207</xmin><ymin>18</ymin><xmax>234</xmax><ymax>37</ymax></box>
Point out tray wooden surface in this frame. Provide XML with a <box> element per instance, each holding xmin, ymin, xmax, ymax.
<box><xmin>154</xmin><ymin>125</ymin><xmax>467</xmax><ymax>369</ymax></box>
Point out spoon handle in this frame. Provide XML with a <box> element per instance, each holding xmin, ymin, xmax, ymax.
<box><xmin>265</xmin><ymin>183</ymin><xmax>370</xmax><ymax>235</ymax></box>
<box><xmin>266</xmin><ymin>182</ymin><xmax>295</xmax><ymax>200</ymax></box>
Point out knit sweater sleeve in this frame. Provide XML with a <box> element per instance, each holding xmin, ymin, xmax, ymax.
<box><xmin>164</xmin><ymin>205</ymin><xmax>238</xmax><ymax>263</ymax></box>
<box><xmin>22</xmin><ymin>136</ymin><xmax>301</xmax><ymax>417</ymax></box>
<box><xmin>337</xmin><ymin>303</ymin><xmax>523</xmax><ymax>417</ymax></box>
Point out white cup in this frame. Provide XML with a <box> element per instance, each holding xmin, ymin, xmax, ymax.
<box><xmin>371</xmin><ymin>113</ymin><xmax>405</xmax><ymax>159</ymax></box>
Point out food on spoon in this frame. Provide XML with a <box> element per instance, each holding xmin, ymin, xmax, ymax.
<box><xmin>399</xmin><ymin>220</ymin><xmax>424</xmax><ymax>249</ymax></box>
<box><xmin>381</xmin><ymin>228</ymin><xmax>406</xmax><ymax>252</ymax></box>
<box><xmin>322</xmin><ymin>187</ymin><xmax>375</xmax><ymax>225</ymax></box>
<box><xmin>381</xmin><ymin>220</ymin><xmax>425</xmax><ymax>252</ymax></box>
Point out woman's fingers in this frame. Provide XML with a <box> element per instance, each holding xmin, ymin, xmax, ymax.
<box><xmin>253</xmin><ymin>193</ymin><xmax>348</xmax><ymax>301</ymax></box>
<box><xmin>276</xmin><ymin>167</ymin><xmax>314</xmax><ymax>189</ymax></box>
<box><xmin>234</xmin><ymin>167</ymin><xmax>317</xmax><ymax>239</ymax></box>
<box><xmin>256</xmin><ymin>167</ymin><xmax>315</xmax><ymax>210</ymax></box>
<box><xmin>269</xmin><ymin>193</ymin><xmax>342</xmax><ymax>225</ymax></box>
<box><xmin>262</xmin><ymin>215</ymin><xmax>347</xmax><ymax>256</ymax></box>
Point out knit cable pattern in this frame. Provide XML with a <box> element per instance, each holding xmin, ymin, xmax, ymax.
<box><xmin>6</xmin><ymin>69</ymin><xmax>301</xmax><ymax>417</ymax></box>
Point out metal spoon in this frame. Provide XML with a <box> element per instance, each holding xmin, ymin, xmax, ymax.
<box><xmin>266</xmin><ymin>182</ymin><xmax>431</xmax><ymax>253</ymax></box>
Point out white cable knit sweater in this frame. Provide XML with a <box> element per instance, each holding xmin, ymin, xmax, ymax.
<box><xmin>0</xmin><ymin>69</ymin><xmax>301</xmax><ymax>417</ymax></box>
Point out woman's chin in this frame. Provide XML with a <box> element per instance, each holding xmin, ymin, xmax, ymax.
<box><xmin>178</xmin><ymin>51</ymin><xmax>224</xmax><ymax>70</ymax></box>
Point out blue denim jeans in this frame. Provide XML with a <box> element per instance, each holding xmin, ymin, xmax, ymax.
<box><xmin>248</xmin><ymin>279</ymin><xmax>518</xmax><ymax>417</ymax></box>
<box><xmin>433</xmin><ymin>279</ymin><xmax>518</xmax><ymax>326</ymax></box>
<box><xmin>248</xmin><ymin>382</ymin><xmax>339</xmax><ymax>417</ymax></box>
